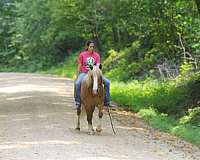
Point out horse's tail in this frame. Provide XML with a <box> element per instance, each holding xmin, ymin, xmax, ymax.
<box><xmin>80</xmin><ymin>105</ymin><xmax>86</xmax><ymax>119</ymax></box>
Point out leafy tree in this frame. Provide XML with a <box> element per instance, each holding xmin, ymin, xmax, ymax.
<box><xmin>0</xmin><ymin>0</ymin><xmax>199</xmax><ymax>74</ymax></box>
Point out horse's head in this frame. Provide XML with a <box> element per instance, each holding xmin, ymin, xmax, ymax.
<box><xmin>87</xmin><ymin>64</ymin><xmax>103</xmax><ymax>96</ymax></box>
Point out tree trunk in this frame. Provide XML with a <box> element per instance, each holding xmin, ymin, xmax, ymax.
<box><xmin>195</xmin><ymin>0</ymin><xmax>200</xmax><ymax>13</ymax></box>
<box><xmin>92</xmin><ymin>0</ymin><xmax>103</xmax><ymax>52</ymax></box>
<box><xmin>93</xmin><ymin>32</ymin><xmax>102</xmax><ymax>52</ymax></box>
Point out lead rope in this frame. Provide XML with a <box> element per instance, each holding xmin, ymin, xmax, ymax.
<box><xmin>106</xmin><ymin>106</ymin><xmax>116</xmax><ymax>135</ymax></box>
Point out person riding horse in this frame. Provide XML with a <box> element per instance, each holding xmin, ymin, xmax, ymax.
<box><xmin>74</xmin><ymin>40</ymin><xmax>111</xmax><ymax>109</ymax></box>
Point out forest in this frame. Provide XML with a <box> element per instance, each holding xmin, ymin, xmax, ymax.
<box><xmin>0</xmin><ymin>0</ymin><xmax>200</xmax><ymax>147</ymax></box>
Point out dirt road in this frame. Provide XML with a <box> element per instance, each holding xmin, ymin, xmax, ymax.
<box><xmin>0</xmin><ymin>73</ymin><xmax>199</xmax><ymax>160</ymax></box>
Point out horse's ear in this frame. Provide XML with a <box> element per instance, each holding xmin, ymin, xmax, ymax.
<box><xmin>89</xmin><ymin>65</ymin><xmax>93</xmax><ymax>70</ymax></box>
<box><xmin>99</xmin><ymin>64</ymin><xmax>102</xmax><ymax>70</ymax></box>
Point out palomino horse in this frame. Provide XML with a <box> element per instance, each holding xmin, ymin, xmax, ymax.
<box><xmin>76</xmin><ymin>64</ymin><xmax>104</xmax><ymax>135</ymax></box>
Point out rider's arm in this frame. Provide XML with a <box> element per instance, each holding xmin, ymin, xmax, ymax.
<box><xmin>76</xmin><ymin>53</ymin><xmax>83</xmax><ymax>77</ymax></box>
<box><xmin>96</xmin><ymin>53</ymin><xmax>101</xmax><ymax>66</ymax></box>
<box><xmin>76</xmin><ymin>63</ymin><xmax>81</xmax><ymax>77</ymax></box>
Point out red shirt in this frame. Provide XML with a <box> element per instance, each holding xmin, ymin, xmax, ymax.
<box><xmin>78</xmin><ymin>51</ymin><xmax>100</xmax><ymax>73</ymax></box>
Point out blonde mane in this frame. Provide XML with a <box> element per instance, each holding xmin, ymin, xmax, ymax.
<box><xmin>85</xmin><ymin>66</ymin><xmax>103</xmax><ymax>87</ymax></box>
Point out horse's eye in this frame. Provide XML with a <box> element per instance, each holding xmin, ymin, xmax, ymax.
<box><xmin>89</xmin><ymin>65</ymin><xmax>93</xmax><ymax>70</ymax></box>
<box><xmin>99</xmin><ymin>64</ymin><xmax>102</xmax><ymax>69</ymax></box>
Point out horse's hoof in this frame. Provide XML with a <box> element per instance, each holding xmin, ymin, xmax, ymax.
<box><xmin>88</xmin><ymin>130</ymin><xmax>95</xmax><ymax>135</ymax></box>
<box><xmin>75</xmin><ymin>127</ymin><xmax>80</xmax><ymax>131</ymax></box>
<box><xmin>96</xmin><ymin>128</ymin><xmax>102</xmax><ymax>133</ymax></box>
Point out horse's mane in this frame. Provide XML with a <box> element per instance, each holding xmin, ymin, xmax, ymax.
<box><xmin>85</xmin><ymin>66</ymin><xmax>103</xmax><ymax>87</ymax></box>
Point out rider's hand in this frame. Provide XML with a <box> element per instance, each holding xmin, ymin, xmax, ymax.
<box><xmin>73</xmin><ymin>74</ymin><xmax>77</xmax><ymax>80</ymax></box>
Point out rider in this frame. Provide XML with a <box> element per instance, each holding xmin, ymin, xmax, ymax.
<box><xmin>74</xmin><ymin>40</ymin><xmax>110</xmax><ymax>108</ymax></box>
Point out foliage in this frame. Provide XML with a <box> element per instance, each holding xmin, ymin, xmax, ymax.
<box><xmin>179</xmin><ymin>107</ymin><xmax>200</xmax><ymax>126</ymax></box>
<box><xmin>103</xmin><ymin>41</ymin><xmax>156</xmax><ymax>81</ymax></box>
<box><xmin>111</xmin><ymin>71</ymin><xmax>200</xmax><ymax>115</ymax></box>
<box><xmin>39</xmin><ymin>52</ymin><xmax>78</xmax><ymax>79</ymax></box>
<box><xmin>0</xmin><ymin>0</ymin><xmax>199</xmax><ymax>74</ymax></box>
<box><xmin>180</xmin><ymin>62</ymin><xmax>194</xmax><ymax>75</ymax></box>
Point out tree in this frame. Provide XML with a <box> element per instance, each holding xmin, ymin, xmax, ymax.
<box><xmin>195</xmin><ymin>0</ymin><xmax>200</xmax><ymax>13</ymax></box>
<box><xmin>0</xmin><ymin>0</ymin><xmax>200</xmax><ymax>73</ymax></box>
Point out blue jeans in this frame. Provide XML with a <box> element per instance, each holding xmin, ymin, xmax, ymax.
<box><xmin>74</xmin><ymin>73</ymin><xmax>111</xmax><ymax>106</ymax></box>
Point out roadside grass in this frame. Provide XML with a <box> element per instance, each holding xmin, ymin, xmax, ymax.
<box><xmin>38</xmin><ymin>53</ymin><xmax>77</xmax><ymax>79</ymax></box>
<box><xmin>111</xmin><ymin>81</ymin><xmax>200</xmax><ymax>148</ymax></box>
<box><xmin>138</xmin><ymin>108</ymin><xmax>200</xmax><ymax>147</ymax></box>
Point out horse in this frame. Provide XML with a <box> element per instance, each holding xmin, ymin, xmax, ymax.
<box><xmin>76</xmin><ymin>64</ymin><xmax>104</xmax><ymax>135</ymax></box>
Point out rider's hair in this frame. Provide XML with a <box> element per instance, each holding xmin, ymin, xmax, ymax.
<box><xmin>85</xmin><ymin>40</ymin><xmax>95</xmax><ymax>51</ymax></box>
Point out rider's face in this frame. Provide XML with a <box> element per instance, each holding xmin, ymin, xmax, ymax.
<box><xmin>88</xmin><ymin>43</ymin><xmax>95</xmax><ymax>52</ymax></box>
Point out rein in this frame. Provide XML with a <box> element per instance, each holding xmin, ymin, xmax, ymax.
<box><xmin>106</xmin><ymin>106</ymin><xmax>116</xmax><ymax>135</ymax></box>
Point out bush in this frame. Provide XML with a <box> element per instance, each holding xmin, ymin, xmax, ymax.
<box><xmin>180</xmin><ymin>107</ymin><xmax>200</xmax><ymax>126</ymax></box>
<box><xmin>103</xmin><ymin>41</ymin><xmax>153</xmax><ymax>81</ymax></box>
<box><xmin>110</xmin><ymin>71</ymin><xmax>200</xmax><ymax>116</ymax></box>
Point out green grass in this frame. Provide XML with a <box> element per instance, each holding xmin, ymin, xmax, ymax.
<box><xmin>110</xmin><ymin>80</ymin><xmax>200</xmax><ymax>148</ymax></box>
<box><xmin>38</xmin><ymin>53</ymin><xmax>77</xmax><ymax>79</ymax></box>
<box><xmin>138</xmin><ymin>108</ymin><xmax>200</xmax><ymax>147</ymax></box>
<box><xmin>110</xmin><ymin>80</ymin><xmax>180</xmax><ymax>112</ymax></box>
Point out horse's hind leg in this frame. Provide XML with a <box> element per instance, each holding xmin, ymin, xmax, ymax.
<box><xmin>75</xmin><ymin>107</ymin><xmax>81</xmax><ymax>131</ymax></box>
<box><xmin>96</xmin><ymin>105</ymin><xmax>103</xmax><ymax>133</ymax></box>
<box><xmin>86</xmin><ymin>106</ymin><xmax>95</xmax><ymax>135</ymax></box>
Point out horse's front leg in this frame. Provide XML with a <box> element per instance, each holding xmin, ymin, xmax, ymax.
<box><xmin>75</xmin><ymin>107</ymin><xmax>81</xmax><ymax>131</ymax></box>
<box><xmin>96</xmin><ymin>104</ymin><xmax>103</xmax><ymax>133</ymax></box>
<box><xmin>86</xmin><ymin>106</ymin><xmax>95</xmax><ymax>135</ymax></box>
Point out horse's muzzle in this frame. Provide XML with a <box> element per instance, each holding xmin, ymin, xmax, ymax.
<box><xmin>92</xmin><ymin>89</ymin><xmax>98</xmax><ymax>96</ymax></box>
